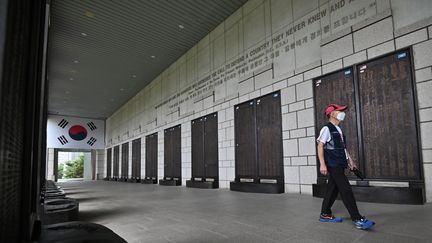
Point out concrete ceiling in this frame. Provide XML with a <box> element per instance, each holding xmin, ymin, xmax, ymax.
<box><xmin>48</xmin><ymin>0</ymin><xmax>247</xmax><ymax>119</ymax></box>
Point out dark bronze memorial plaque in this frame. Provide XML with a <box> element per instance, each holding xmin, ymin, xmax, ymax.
<box><xmin>113</xmin><ymin>146</ymin><xmax>119</xmax><ymax>178</ymax></box>
<box><xmin>171</xmin><ymin>126</ymin><xmax>181</xmax><ymax>179</ymax></box>
<box><xmin>145</xmin><ymin>133</ymin><xmax>158</xmax><ymax>180</ymax></box>
<box><xmin>235</xmin><ymin>100</ymin><xmax>257</xmax><ymax>179</ymax></box>
<box><xmin>256</xmin><ymin>92</ymin><xmax>283</xmax><ymax>179</ymax></box>
<box><xmin>313</xmin><ymin>50</ymin><xmax>424</xmax><ymax>204</ymax></box>
<box><xmin>106</xmin><ymin>148</ymin><xmax>112</xmax><ymax>178</ymax></box>
<box><xmin>188</xmin><ymin>113</ymin><xmax>219</xmax><ymax>188</ymax></box>
<box><xmin>231</xmin><ymin>91</ymin><xmax>284</xmax><ymax>193</ymax></box>
<box><xmin>164</xmin><ymin>129</ymin><xmax>173</xmax><ymax>178</ymax></box>
<box><xmin>191</xmin><ymin>113</ymin><xmax>219</xmax><ymax>179</ymax></box>
<box><xmin>204</xmin><ymin>113</ymin><xmax>219</xmax><ymax>179</ymax></box>
<box><xmin>192</xmin><ymin>117</ymin><xmax>205</xmax><ymax>178</ymax></box>
<box><xmin>121</xmin><ymin>142</ymin><xmax>129</xmax><ymax>179</ymax></box>
<box><xmin>161</xmin><ymin>125</ymin><xmax>182</xmax><ymax>185</ymax></box>
<box><xmin>313</xmin><ymin>68</ymin><xmax>359</xmax><ymax>177</ymax></box>
<box><xmin>131</xmin><ymin>138</ymin><xmax>141</xmax><ymax>179</ymax></box>
<box><xmin>357</xmin><ymin>50</ymin><xmax>420</xmax><ymax>180</ymax></box>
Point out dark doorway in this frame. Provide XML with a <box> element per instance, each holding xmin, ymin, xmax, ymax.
<box><xmin>160</xmin><ymin>125</ymin><xmax>182</xmax><ymax>186</ymax></box>
<box><xmin>231</xmin><ymin>91</ymin><xmax>284</xmax><ymax>193</ymax></box>
<box><xmin>187</xmin><ymin>112</ymin><xmax>219</xmax><ymax>188</ymax></box>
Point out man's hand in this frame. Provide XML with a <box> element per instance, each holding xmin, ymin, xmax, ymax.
<box><xmin>317</xmin><ymin>142</ymin><xmax>327</xmax><ymax>175</ymax></box>
<box><xmin>346</xmin><ymin>150</ymin><xmax>358</xmax><ymax>170</ymax></box>
<box><xmin>348</xmin><ymin>157</ymin><xmax>357</xmax><ymax>170</ymax></box>
<box><xmin>349</xmin><ymin>161</ymin><xmax>358</xmax><ymax>170</ymax></box>
<box><xmin>320</xmin><ymin>164</ymin><xmax>328</xmax><ymax>176</ymax></box>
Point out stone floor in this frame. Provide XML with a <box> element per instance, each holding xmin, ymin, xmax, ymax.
<box><xmin>58</xmin><ymin>181</ymin><xmax>432</xmax><ymax>243</ymax></box>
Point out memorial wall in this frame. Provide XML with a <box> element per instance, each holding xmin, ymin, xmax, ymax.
<box><xmin>103</xmin><ymin>0</ymin><xmax>432</xmax><ymax>202</ymax></box>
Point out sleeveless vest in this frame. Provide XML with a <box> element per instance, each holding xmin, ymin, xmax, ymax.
<box><xmin>324</xmin><ymin>122</ymin><xmax>348</xmax><ymax>168</ymax></box>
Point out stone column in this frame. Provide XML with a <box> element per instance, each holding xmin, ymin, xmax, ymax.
<box><xmin>46</xmin><ymin>148</ymin><xmax>55</xmax><ymax>181</ymax></box>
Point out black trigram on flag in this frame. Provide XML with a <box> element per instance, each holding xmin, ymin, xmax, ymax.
<box><xmin>87</xmin><ymin>137</ymin><xmax>97</xmax><ymax>146</ymax></box>
<box><xmin>58</xmin><ymin>119</ymin><xmax>69</xmax><ymax>129</ymax></box>
<box><xmin>57</xmin><ymin>135</ymin><xmax>69</xmax><ymax>145</ymax></box>
<box><xmin>87</xmin><ymin>122</ymin><xmax>97</xmax><ymax>131</ymax></box>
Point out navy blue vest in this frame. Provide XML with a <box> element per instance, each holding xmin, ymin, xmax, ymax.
<box><xmin>324</xmin><ymin>122</ymin><xmax>348</xmax><ymax>168</ymax></box>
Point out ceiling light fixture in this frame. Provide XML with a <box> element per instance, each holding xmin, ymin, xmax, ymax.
<box><xmin>84</xmin><ymin>11</ymin><xmax>95</xmax><ymax>18</ymax></box>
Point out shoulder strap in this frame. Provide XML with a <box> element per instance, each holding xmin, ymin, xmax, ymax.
<box><xmin>324</xmin><ymin>122</ymin><xmax>337</xmax><ymax>132</ymax></box>
<box><xmin>324</xmin><ymin>122</ymin><xmax>346</xmax><ymax>149</ymax></box>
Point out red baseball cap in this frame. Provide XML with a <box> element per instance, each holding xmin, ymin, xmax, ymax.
<box><xmin>324</xmin><ymin>104</ymin><xmax>347</xmax><ymax>116</ymax></box>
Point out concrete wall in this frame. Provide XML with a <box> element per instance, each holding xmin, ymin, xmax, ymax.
<box><xmin>95</xmin><ymin>149</ymin><xmax>105</xmax><ymax>179</ymax></box>
<box><xmin>83</xmin><ymin>152</ymin><xmax>92</xmax><ymax>180</ymax></box>
<box><xmin>103</xmin><ymin>0</ymin><xmax>432</xmax><ymax>201</ymax></box>
<box><xmin>46</xmin><ymin>148</ymin><xmax>55</xmax><ymax>181</ymax></box>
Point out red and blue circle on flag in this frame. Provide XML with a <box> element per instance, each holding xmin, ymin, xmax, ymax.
<box><xmin>68</xmin><ymin>125</ymin><xmax>88</xmax><ymax>141</ymax></box>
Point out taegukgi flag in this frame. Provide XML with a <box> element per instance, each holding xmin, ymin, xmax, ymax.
<box><xmin>47</xmin><ymin>115</ymin><xmax>105</xmax><ymax>149</ymax></box>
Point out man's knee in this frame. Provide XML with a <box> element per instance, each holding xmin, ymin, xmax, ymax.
<box><xmin>338</xmin><ymin>185</ymin><xmax>353</xmax><ymax>195</ymax></box>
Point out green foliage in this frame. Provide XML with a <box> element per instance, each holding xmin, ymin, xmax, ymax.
<box><xmin>58</xmin><ymin>163</ymin><xmax>64</xmax><ymax>179</ymax></box>
<box><xmin>64</xmin><ymin>155</ymin><xmax>84</xmax><ymax>178</ymax></box>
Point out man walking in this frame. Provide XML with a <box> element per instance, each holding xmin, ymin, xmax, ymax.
<box><xmin>316</xmin><ymin>104</ymin><xmax>375</xmax><ymax>230</ymax></box>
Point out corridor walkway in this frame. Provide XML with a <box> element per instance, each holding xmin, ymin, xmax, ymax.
<box><xmin>59</xmin><ymin>181</ymin><xmax>432</xmax><ymax>243</ymax></box>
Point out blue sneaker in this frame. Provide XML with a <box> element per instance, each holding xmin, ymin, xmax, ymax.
<box><xmin>354</xmin><ymin>218</ymin><xmax>375</xmax><ymax>230</ymax></box>
<box><xmin>319</xmin><ymin>213</ymin><xmax>343</xmax><ymax>223</ymax></box>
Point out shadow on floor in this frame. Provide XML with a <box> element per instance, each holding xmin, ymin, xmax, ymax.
<box><xmin>78</xmin><ymin>207</ymin><xmax>134</xmax><ymax>222</ymax></box>
<box><xmin>63</xmin><ymin>191</ymin><xmax>92</xmax><ymax>195</ymax></box>
<box><xmin>75</xmin><ymin>196</ymin><xmax>107</xmax><ymax>203</ymax></box>
<box><xmin>60</xmin><ymin>186</ymin><xmax>83</xmax><ymax>190</ymax></box>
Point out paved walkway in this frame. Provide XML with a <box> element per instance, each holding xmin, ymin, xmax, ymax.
<box><xmin>58</xmin><ymin>181</ymin><xmax>432</xmax><ymax>243</ymax></box>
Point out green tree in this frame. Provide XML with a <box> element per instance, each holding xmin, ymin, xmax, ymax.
<box><xmin>58</xmin><ymin>163</ymin><xmax>64</xmax><ymax>179</ymax></box>
<box><xmin>64</xmin><ymin>155</ymin><xmax>84</xmax><ymax>178</ymax></box>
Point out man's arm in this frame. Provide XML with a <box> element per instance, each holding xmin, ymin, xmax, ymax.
<box><xmin>317</xmin><ymin>142</ymin><xmax>327</xmax><ymax>175</ymax></box>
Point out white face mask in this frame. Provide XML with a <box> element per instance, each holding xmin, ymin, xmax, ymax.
<box><xmin>336</xmin><ymin>112</ymin><xmax>346</xmax><ymax>121</ymax></box>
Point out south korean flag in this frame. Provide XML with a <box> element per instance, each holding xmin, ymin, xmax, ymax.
<box><xmin>47</xmin><ymin>115</ymin><xmax>105</xmax><ymax>149</ymax></box>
